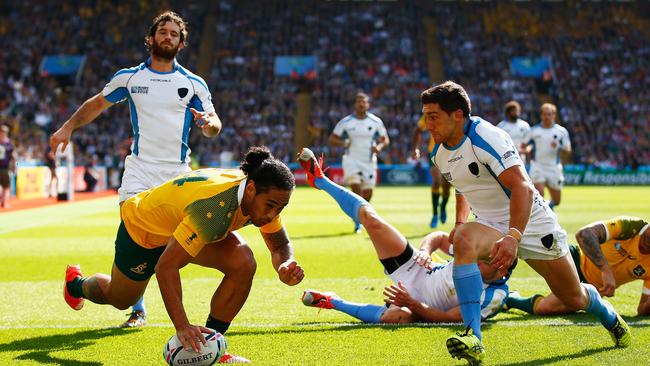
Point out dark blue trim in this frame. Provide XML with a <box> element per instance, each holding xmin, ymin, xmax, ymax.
<box><xmin>530</xmin><ymin>140</ymin><xmax>536</xmax><ymax>161</ymax></box>
<box><xmin>443</xmin><ymin>135</ymin><xmax>467</xmax><ymax>150</ymax></box>
<box><xmin>104</xmin><ymin>87</ymin><xmax>129</xmax><ymax>103</ymax></box>
<box><xmin>144</xmin><ymin>57</ymin><xmax>179</xmax><ymax>75</ymax></box>
<box><xmin>467</xmin><ymin>118</ymin><xmax>505</xmax><ymax>168</ymax></box>
<box><xmin>484</xmin><ymin>163</ymin><xmax>511</xmax><ymax>198</ymax></box>
<box><xmin>125</xmin><ymin>93</ymin><xmax>139</xmax><ymax>155</ymax></box>
<box><xmin>180</xmin><ymin>95</ymin><xmax>203</xmax><ymax>162</ymax></box>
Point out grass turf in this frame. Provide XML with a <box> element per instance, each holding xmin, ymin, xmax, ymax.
<box><xmin>0</xmin><ymin>186</ymin><xmax>648</xmax><ymax>365</ymax></box>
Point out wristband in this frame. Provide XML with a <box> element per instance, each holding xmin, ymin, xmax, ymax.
<box><xmin>508</xmin><ymin>227</ymin><xmax>523</xmax><ymax>242</ymax></box>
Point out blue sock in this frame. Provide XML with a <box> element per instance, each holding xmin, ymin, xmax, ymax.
<box><xmin>330</xmin><ymin>298</ymin><xmax>386</xmax><ymax>323</ymax></box>
<box><xmin>314</xmin><ymin>177</ymin><xmax>367</xmax><ymax>224</ymax></box>
<box><xmin>583</xmin><ymin>283</ymin><xmax>617</xmax><ymax>329</ymax></box>
<box><xmin>453</xmin><ymin>263</ymin><xmax>483</xmax><ymax>340</ymax></box>
<box><xmin>132</xmin><ymin>296</ymin><xmax>146</xmax><ymax>313</ymax></box>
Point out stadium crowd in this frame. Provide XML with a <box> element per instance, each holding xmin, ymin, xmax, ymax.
<box><xmin>1</xmin><ymin>1</ymin><xmax>648</xmax><ymax>177</ymax></box>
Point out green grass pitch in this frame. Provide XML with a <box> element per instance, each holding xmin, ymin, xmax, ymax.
<box><xmin>0</xmin><ymin>186</ymin><xmax>648</xmax><ymax>365</ymax></box>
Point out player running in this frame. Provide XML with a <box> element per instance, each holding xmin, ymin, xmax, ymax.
<box><xmin>507</xmin><ymin>216</ymin><xmax>650</xmax><ymax>316</ymax></box>
<box><xmin>421</xmin><ymin>81</ymin><xmax>629</xmax><ymax>365</ymax></box>
<box><xmin>63</xmin><ymin>147</ymin><xmax>304</xmax><ymax>363</ymax></box>
<box><xmin>50</xmin><ymin>11</ymin><xmax>222</xmax><ymax>328</ymax></box>
<box><xmin>328</xmin><ymin>92</ymin><xmax>389</xmax><ymax>233</ymax></box>
<box><xmin>525</xmin><ymin>103</ymin><xmax>571</xmax><ymax>210</ymax></box>
<box><xmin>496</xmin><ymin>100</ymin><xmax>530</xmax><ymax>161</ymax></box>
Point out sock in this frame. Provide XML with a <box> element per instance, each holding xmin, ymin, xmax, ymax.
<box><xmin>431</xmin><ymin>192</ymin><xmax>440</xmax><ymax>216</ymax></box>
<box><xmin>132</xmin><ymin>297</ymin><xmax>146</xmax><ymax>313</ymax></box>
<box><xmin>206</xmin><ymin>316</ymin><xmax>231</xmax><ymax>335</ymax></box>
<box><xmin>441</xmin><ymin>195</ymin><xmax>449</xmax><ymax>212</ymax></box>
<box><xmin>505</xmin><ymin>294</ymin><xmax>544</xmax><ymax>314</ymax></box>
<box><xmin>67</xmin><ymin>277</ymin><xmax>86</xmax><ymax>298</ymax></box>
<box><xmin>314</xmin><ymin>177</ymin><xmax>368</xmax><ymax>223</ymax></box>
<box><xmin>330</xmin><ymin>298</ymin><xmax>386</xmax><ymax>323</ymax></box>
<box><xmin>453</xmin><ymin>263</ymin><xmax>483</xmax><ymax>340</ymax></box>
<box><xmin>582</xmin><ymin>283</ymin><xmax>617</xmax><ymax>329</ymax></box>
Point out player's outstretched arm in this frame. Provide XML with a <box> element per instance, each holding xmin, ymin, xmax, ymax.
<box><xmin>262</xmin><ymin>228</ymin><xmax>304</xmax><ymax>286</ymax></box>
<box><xmin>576</xmin><ymin>222</ymin><xmax>616</xmax><ymax>296</ymax></box>
<box><xmin>50</xmin><ymin>92</ymin><xmax>113</xmax><ymax>152</ymax></box>
<box><xmin>155</xmin><ymin>237</ymin><xmax>208</xmax><ymax>353</ymax></box>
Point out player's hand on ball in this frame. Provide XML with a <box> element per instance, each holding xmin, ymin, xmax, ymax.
<box><xmin>176</xmin><ymin>324</ymin><xmax>212</xmax><ymax>353</ymax></box>
<box><xmin>278</xmin><ymin>260</ymin><xmax>304</xmax><ymax>286</ymax></box>
<box><xmin>490</xmin><ymin>235</ymin><xmax>518</xmax><ymax>271</ymax></box>
<box><xmin>412</xmin><ymin>249</ymin><xmax>433</xmax><ymax>270</ymax></box>
<box><xmin>190</xmin><ymin>108</ymin><xmax>209</xmax><ymax>127</ymax></box>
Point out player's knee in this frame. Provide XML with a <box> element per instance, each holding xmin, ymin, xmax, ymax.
<box><xmin>360</xmin><ymin>207</ymin><xmax>382</xmax><ymax>231</ymax></box>
<box><xmin>112</xmin><ymin>298</ymin><xmax>136</xmax><ymax>310</ymax></box>
<box><xmin>560</xmin><ymin>291</ymin><xmax>588</xmax><ymax>311</ymax></box>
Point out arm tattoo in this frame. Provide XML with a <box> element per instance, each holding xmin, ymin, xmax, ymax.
<box><xmin>576</xmin><ymin>224</ymin><xmax>608</xmax><ymax>269</ymax></box>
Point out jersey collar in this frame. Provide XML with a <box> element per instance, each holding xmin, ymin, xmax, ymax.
<box><xmin>237</xmin><ymin>179</ymin><xmax>247</xmax><ymax>205</ymax></box>
<box><xmin>144</xmin><ymin>57</ymin><xmax>179</xmax><ymax>74</ymax></box>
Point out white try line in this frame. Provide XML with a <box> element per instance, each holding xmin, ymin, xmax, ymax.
<box><xmin>1</xmin><ymin>320</ymin><xmax>648</xmax><ymax>330</ymax></box>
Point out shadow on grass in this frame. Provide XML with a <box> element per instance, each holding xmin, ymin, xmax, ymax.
<box><xmin>0</xmin><ymin>328</ymin><xmax>139</xmax><ymax>365</ymax></box>
<box><xmin>494</xmin><ymin>311</ymin><xmax>650</xmax><ymax>327</ymax></box>
<box><xmin>499</xmin><ymin>346</ymin><xmax>610</xmax><ymax>366</ymax></box>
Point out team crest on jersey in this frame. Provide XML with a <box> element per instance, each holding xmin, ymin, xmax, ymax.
<box><xmin>468</xmin><ymin>162</ymin><xmax>480</xmax><ymax>177</ymax></box>
<box><xmin>131</xmin><ymin>86</ymin><xmax>149</xmax><ymax>94</ymax></box>
<box><xmin>178</xmin><ymin>88</ymin><xmax>189</xmax><ymax>98</ymax></box>
<box><xmin>633</xmin><ymin>265</ymin><xmax>646</xmax><ymax>277</ymax></box>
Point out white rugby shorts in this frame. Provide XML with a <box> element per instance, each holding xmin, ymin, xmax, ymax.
<box><xmin>529</xmin><ymin>161</ymin><xmax>564</xmax><ymax>190</ymax></box>
<box><xmin>342</xmin><ymin>155</ymin><xmax>377</xmax><ymax>189</ymax></box>
<box><xmin>118</xmin><ymin>155</ymin><xmax>191</xmax><ymax>202</ymax></box>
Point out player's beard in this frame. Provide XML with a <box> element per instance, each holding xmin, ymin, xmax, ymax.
<box><xmin>151</xmin><ymin>40</ymin><xmax>180</xmax><ymax>61</ymax></box>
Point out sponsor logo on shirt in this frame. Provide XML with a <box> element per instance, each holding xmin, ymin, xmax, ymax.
<box><xmin>442</xmin><ymin>172</ymin><xmax>452</xmax><ymax>181</ymax></box>
<box><xmin>502</xmin><ymin>150</ymin><xmax>517</xmax><ymax>161</ymax></box>
<box><xmin>130</xmin><ymin>262</ymin><xmax>148</xmax><ymax>275</ymax></box>
<box><xmin>150</xmin><ymin>78</ymin><xmax>171</xmax><ymax>82</ymax></box>
<box><xmin>447</xmin><ymin>154</ymin><xmax>463</xmax><ymax>163</ymax></box>
<box><xmin>185</xmin><ymin>232</ymin><xmax>197</xmax><ymax>245</ymax></box>
<box><xmin>131</xmin><ymin>86</ymin><xmax>149</xmax><ymax>94</ymax></box>
<box><xmin>633</xmin><ymin>264</ymin><xmax>646</xmax><ymax>277</ymax></box>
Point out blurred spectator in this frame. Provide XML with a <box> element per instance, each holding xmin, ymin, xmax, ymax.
<box><xmin>0</xmin><ymin>125</ymin><xmax>16</xmax><ymax>208</ymax></box>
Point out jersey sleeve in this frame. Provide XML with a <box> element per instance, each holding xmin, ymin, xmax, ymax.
<box><xmin>559</xmin><ymin>127</ymin><xmax>571</xmax><ymax>151</ymax></box>
<box><xmin>602</xmin><ymin>216</ymin><xmax>648</xmax><ymax>241</ymax></box>
<box><xmin>173</xmin><ymin>218</ymin><xmax>208</xmax><ymax>257</ymax></box>
<box><xmin>102</xmin><ymin>69</ymin><xmax>135</xmax><ymax>104</ymax></box>
<box><xmin>189</xmin><ymin>75</ymin><xmax>216</xmax><ymax>114</ymax></box>
<box><xmin>471</xmin><ymin>123</ymin><xmax>522</xmax><ymax>176</ymax></box>
<box><xmin>376</xmin><ymin>118</ymin><xmax>388</xmax><ymax>138</ymax></box>
<box><xmin>259</xmin><ymin>215</ymin><xmax>283</xmax><ymax>234</ymax></box>
<box><xmin>332</xmin><ymin>119</ymin><xmax>346</xmax><ymax>137</ymax></box>
<box><xmin>480</xmin><ymin>284</ymin><xmax>508</xmax><ymax>320</ymax></box>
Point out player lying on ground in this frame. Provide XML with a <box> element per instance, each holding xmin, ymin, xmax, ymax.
<box><xmin>507</xmin><ymin>216</ymin><xmax>650</xmax><ymax>316</ymax></box>
<box><xmin>63</xmin><ymin>146</ymin><xmax>304</xmax><ymax>362</ymax></box>
<box><xmin>298</xmin><ymin>148</ymin><xmax>513</xmax><ymax>324</ymax></box>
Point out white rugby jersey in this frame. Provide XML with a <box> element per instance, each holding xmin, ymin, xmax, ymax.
<box><xmin>525</xmin><ymin>124</ymin><xmax>571</xmax><ymax>167</ymax></box>
<box><xmin>332</xmin><ymin>113</ymin><xmax>387</xmax><ymax>162</ymax></box>
<box><xmin>103</xmin><ymin>58</ymin><xmax>215</xmax><ymax>164</ymax></box>
<box><xmin>497</xmin><ymin>118</ymin><xmax>531</xmax><ymax>148</ymax></box>
<box><xmin>431</xmin><ymin>117</ymin><xmax>553</xmax><ymax>224</ymax></box>
<box><xmin>418</xmin><ymin>262</ymin><xmax>507</xmax><ymax>319</ymax></box>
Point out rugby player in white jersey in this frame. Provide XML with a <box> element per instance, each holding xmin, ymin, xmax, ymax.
<box><xmin>496</xmin><ymin>100</ymin><xmax>530</xmax><ymax>161</ymax></box>
<box><xmin>420</xmin><ymin>81</ymin><xmax>629</xmax><ymax>365</ymax></box>
<box><xmin>525</xmin><ymin>103</ymin><xmax>571</xmax><ymax>210</ymax></box>
<box><xmin>329</xmin><ymin>92</ymin><xmax>389</xmax><ymax>232</ymax></box>
<box><xmin>295</xmin><ymin>149</ymin><xmax>511</xmax><ymax>323</ymax></box>
<box><xmin>49</xmin><ymin>11</ymin><xmax>246</xmax><ymax>364</ymax></box>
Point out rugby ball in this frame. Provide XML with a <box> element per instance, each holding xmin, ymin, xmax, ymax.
<box><xmin>163</xmin><ymin>329</ymin><xmax>226</xmax><ymax>366</ymax></box>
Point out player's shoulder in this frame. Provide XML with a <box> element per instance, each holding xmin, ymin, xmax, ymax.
<box><xmin>176</xmin><ymin>64</ymin><xmax>210</xmax><ymax>91</ymax></box>
<box><xmin>337</xmin><ymin>114</ymin><xmax>354</xmax><ymax>125</ymax></box>
<box><xmin>109</xmin><ymin>63</ymin><xmax>145</xmax><ymax>80</ymax></box>
<box><xmin>366</xmin><ymin>112</ymin><xmax>384</xmax><ymax>124</ymax></box>
<box><xmin>467</xmin><ymin>116</ymin><xmax>507</xmax><ymax>139</ymax></box>
<box><xmin>554</xmin><ymin>124</ymin><xmax>569</xmax><ymax>133</ymax></box>
<box><xmin>517</xmin><ymin>118</ymin><xmax>531</xmax><ymax>128</ymax></box>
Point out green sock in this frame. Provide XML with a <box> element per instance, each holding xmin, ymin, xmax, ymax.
<box><xmin>506</xmin><ymin>294</ymin><xmax>543</xmax><ymax>314</ymax></box>
<box><xmin>67</xmin><ymin>277</ymin><xmax>86</xmax><ymax>298</ymax></box>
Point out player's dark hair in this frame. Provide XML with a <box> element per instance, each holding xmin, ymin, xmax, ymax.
<box><xmin>421</xmin><ymin>81</ymin><xmax>471</xmax><ymax>117</ymax></box>
<box><xmin>240</xmin><ymin>146</ymin><xmax>295</xmax><ymax>193</ymax></box>
<box><xmin>145</xmin><ymin>11</ymin><xmax>188</xmax><ymax>51</ymax></box>
<box><xmin>504</xmin><ymin>100</ymin><xmax>521</xmax><ymax>115</ymax></box>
